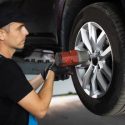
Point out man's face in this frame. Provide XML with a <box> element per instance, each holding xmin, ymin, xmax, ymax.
<box><xmin>4</xmin><ymin>22</ymin><xmax>29</xmax><ymax>50</ymax></box>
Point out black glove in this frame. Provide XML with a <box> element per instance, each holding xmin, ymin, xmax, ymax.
<box><xmin>40</xmin><ymin>63</ymin><xmax>52</xmax><ymax>80</ymax></box>
<box><xmin>48</xmin><ymin>63</ymin><xmax>73</xmax><ymax>81</ymax></box>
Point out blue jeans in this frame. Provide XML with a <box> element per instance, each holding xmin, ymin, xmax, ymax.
<box><xmin>28</xmin><ymin>114</ymin><xmax>38</xmax><ymax>125</ymax></box>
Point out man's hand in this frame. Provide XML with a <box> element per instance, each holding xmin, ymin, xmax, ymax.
<box><xmin>40</xmin><ymin>63</ymin><xmax>51</xmax><ymax>80</ymax></box>
<box><xmin>40</xmin><ymin>63</ymin><xmax>73</xmax><ymax>81</ymax></box>
<box><xmin>48</xmin><ymin>63</ymin><xmax>73</xmax><ymax>81</ymax></box>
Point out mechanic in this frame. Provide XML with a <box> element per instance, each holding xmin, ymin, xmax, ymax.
<box><xmin>0</xmin><ymin>1</ymin><xmax>70</xmax><ymax>125</ymax></box>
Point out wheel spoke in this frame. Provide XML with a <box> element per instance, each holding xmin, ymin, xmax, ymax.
<box><xmin>99</xmin><ymin>61</ymin><xmax>112</xmax><ymax>80</ymax></box>
<box><xmin>76</xmin><ymin>64</ymin><xmax>82</xmax><ymax>68</ymax></box>
<box><xmin>75</xmin><ymin>42</ymin><xmax>85</xmax><ymax>51</ymax></box>
<box><xmin>82</xmin><ymin>64</ymin><xmax>93</xmax><ymax>88</ymax></box>
<box><xmin>80</xmin><ymin>28</ymin><xmax>93</xmax><ymax>53</ymax></box>
<box><xmin>97</xmin><ymin>70</ymin><xmax>107</xmax><ymax>92</ymax></box>
<box><xmin>91</xmin><ymin>66</ymin><xmax>98</xmax><ymax>95</ymax></box>
<box><xmin>76</xmin><ymin>66</ymin><xmax>85</xmax><ymax>80</ymax></box>
<box><xmin>103</xmin><ymin>63</ymin><xmax>112</xmax><ymax>80</ymax></box>
<box><xmin>88</xmin><ymin>22</ymin><xmax>97</xmax><ymax>43</ymax></box>
<box><xmin>88</xmin><ymin>23</ymin><xmax>98</xmax><ymax>52</ymax></box>
<box><xmin>97</xmin><ymin>31</ymin><xmax>106</xmax><ymax>50</ymax></box>
<box><xmin>100</xmin><ymin>46</ymin><xmax>111</xmax><ymax>60</ymax></box>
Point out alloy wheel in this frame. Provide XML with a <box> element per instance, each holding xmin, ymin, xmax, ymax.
<box><xmin>75</xmin><ymin>22</ymin><xmax>113</xmax><ymax>98</ymax></box>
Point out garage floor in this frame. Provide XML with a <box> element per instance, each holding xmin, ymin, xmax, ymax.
<box><xmin>38</xmin><ymin>95</ymin><xmax>125</xmax><ymax>125</ymax></box>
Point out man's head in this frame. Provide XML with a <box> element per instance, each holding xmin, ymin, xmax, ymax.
<box><xmin>0</xmin><ymin>1</ymin><xmax>31</xmax><ymax>51</ymax></box>
<box><xmin>0</xmin><ymin>22</ymin><xmax>29</xmax><ymax>50</ymax></box>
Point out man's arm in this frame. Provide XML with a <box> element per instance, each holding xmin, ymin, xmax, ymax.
<box><xmin>28</xmin><ymin>74</ymin><xmax>44</xmax><ymax>90</ymax></box>
<box><xmin>18</xmin><ymin>70</ymin><xmax>55</xmax><ymax>119</ymax></box>
<box><xmin>28</xmin><ymin>63</ymin><xmax>51</xmax><ymax>90</ymax></box>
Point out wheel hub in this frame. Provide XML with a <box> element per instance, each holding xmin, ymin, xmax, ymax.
<box><xmin>91</xmin><ymin>51</ymin><xmax>100</xmax><ymax>65</ymax></box>
<box><xmin>92</xmin><ymin>57</ymin><xmax>98</xmax><ymax>66</ymax></box>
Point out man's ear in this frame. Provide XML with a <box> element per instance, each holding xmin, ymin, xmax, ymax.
<box><xmin>0</xmin><ymin>29</ymin><xmax>6</xmax><ymax>41</ymax></box>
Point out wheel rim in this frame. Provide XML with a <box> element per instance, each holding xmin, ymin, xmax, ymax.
<box><xmin>74</xmin><ymin>22</ymin><xmax>113</xmax><ymax>98</ymax></box>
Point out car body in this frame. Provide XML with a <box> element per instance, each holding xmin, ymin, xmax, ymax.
<box><xmin>2</xmin><ymin>0</ymin><xmax>125</xmax><ymax>116</ymax></box>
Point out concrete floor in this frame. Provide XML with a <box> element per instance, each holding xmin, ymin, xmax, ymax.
<box><xmin>38</xmin><ymin>95</ymin><xmax>125</xmax><ymax>125</ymax></box>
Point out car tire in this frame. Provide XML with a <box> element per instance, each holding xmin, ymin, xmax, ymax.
<box><xmin>69</xmin><ymin>2</ymin><xmax>125</xmax><ymax>115</ymax></box>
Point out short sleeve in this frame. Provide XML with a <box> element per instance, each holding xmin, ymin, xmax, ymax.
<box><xmin>1</xmin><ymin>59</ymin><xmax>33</xmax><ymax>102</ymax></box>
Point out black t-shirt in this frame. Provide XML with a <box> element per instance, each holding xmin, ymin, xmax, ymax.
<box><xmin>0</xmin><ymin>55</ymin><xmax>33</xmax><ymax>125</ymax></box>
